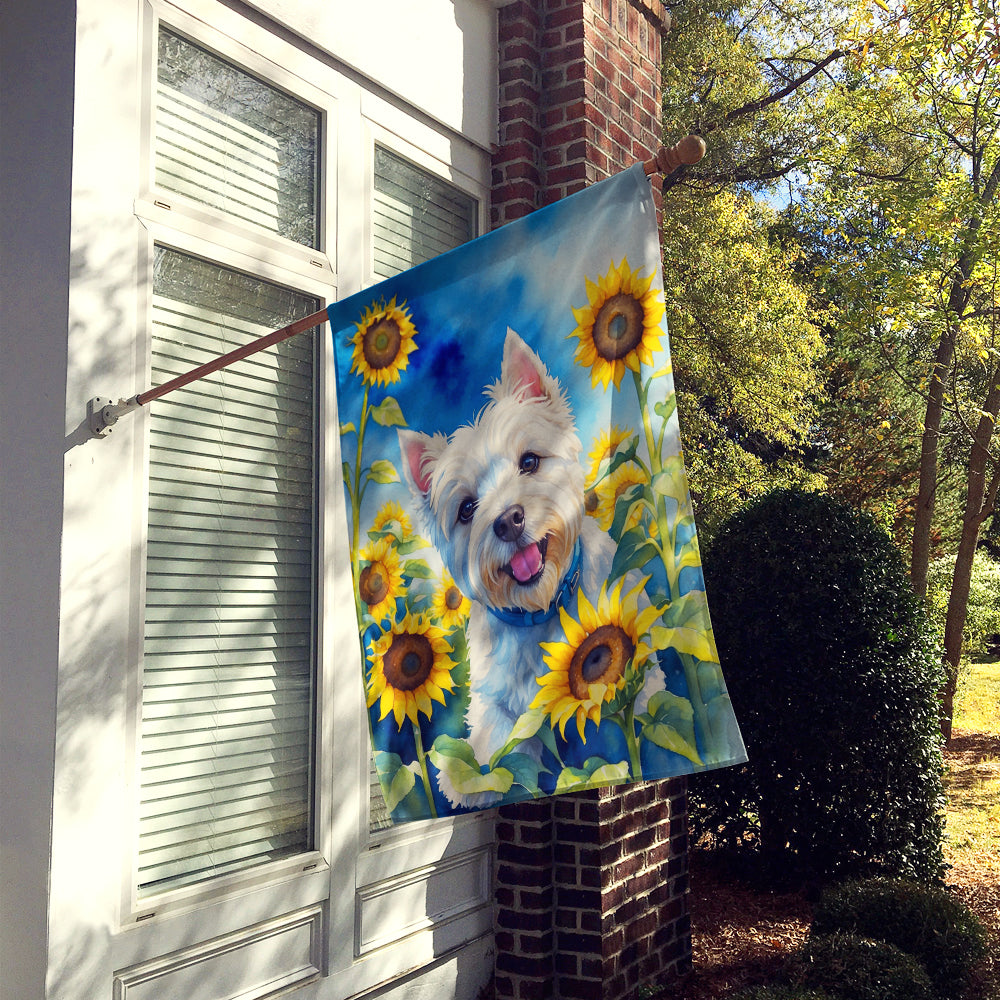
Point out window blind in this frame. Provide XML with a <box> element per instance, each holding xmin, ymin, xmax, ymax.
<box><xmin>138</xmin><ymin>248</ymin><xmax>318</xmax><ymax>895</ymax></box>
<box><xmin>368</xmin><ymin>148</ymin><xmax>477</xmax><ymax>831</ymax></box>
<box><xmin>155</xmin><ymin>27</ymin><xmax>320</xmax><ymax>249</ymax></box>
<box><xmin>372</xmin><ymin>146</ymin><xmax>477</xmax><ymax>281</ymax></box>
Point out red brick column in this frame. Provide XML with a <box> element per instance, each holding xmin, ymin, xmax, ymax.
<box><xmin>491</xmin><ymin>3</ymin><xmax>691</xmax><ymax>999</ymax></box>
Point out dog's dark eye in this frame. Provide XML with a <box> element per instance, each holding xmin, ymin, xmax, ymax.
<box><xmin>457</xmin><ymin>497</ymin><xmax>477</xmax><ymax>524</ymax></box>
<box><xmin>518</xmin><ymin>452</ymin><xmax>541</xmax><ymax>475</ymax></box>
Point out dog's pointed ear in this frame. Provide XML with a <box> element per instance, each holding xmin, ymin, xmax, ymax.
<box><xmin>398</xmin><ymin>428</ymin><xmax>446</xmax><ymax>497</ymax></box>
<box><xmin>499</xmin><ymin>328</ymin><xmax>551</xmax><ymax>401</ymax></box>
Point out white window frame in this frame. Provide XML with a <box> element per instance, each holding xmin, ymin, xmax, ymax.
<box><xmin>110</xmin><ymin>0</ymin><xmax>496</xmax><ymax>992</ymax></box>
<box><xmin>122</xmin><ymin>0</ymin><xmax>340</xmax><ymax>933</ymax></box>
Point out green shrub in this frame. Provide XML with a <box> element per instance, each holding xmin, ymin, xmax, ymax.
<box><xmin>792</xmin><ymin>933</ymin><xmax>934</xmax><ymax>1000</ymax></box>
<box><xmin>927</xmin><ymin>550</ymin><xmax>1000</xmax><ymax>659</ymax></box>
<box><xmin>692</xmin><ymin>488</ymin><xmax>947</xmax><ymax>882</ymax></box>
<box><xmin>732</xmin><ymin>987</ymin><xmax>837</xmax><ymax>1000</ymax></box>
<box><xmin>811</xmin><ymin>878</ymin><xmax>988</xmax><ymax>999</ymax></box>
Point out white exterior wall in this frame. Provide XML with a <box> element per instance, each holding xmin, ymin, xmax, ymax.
<box><xmin>0</xmin><ymin>2</ymin><xmax>499</xmax><ymax>998</ymax></box>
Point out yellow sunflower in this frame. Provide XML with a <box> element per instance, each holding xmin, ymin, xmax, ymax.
<box><xmin>569</xmin><ymin>258</ymin><xmax>666</xmax><ymax>390</ymax></box>
<box><xmin>367</xmin><ymin>612</ymin><xmax>457</xmax><ymax>729</ymax></box>
<box><xmin>372</xmin><ymin>500</ymin><xmax>413</xmax><ymax>541</ymax></box>
<box><xmin>350</xmin><ymin>296</ymin><xmax>418</xmax><ymax>386</ymax></box>
<box><xmin>431</xmin><ymin>570</ymin><xmax>471</xmax><ymax>629</ymax></box>
<box><xmin>358</xmin><ymin>537</ymin><xmax>405</xmax><ymax>623</ymax></box>
<box><xmin>588</xmin><ymin>460</ymin><xmax>650</xmax><ymax>532</ymax></box>
<box><xmin>531</xmin><ymin>578</ymin><xmax>662</xmax><ymax>742</ymax></box>
<box><xmin>586</xmin><ymin>425</ymin><xmax>634</xmax><ymax>485</ymax></box>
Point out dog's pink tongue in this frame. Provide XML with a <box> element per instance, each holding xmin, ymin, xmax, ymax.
<box><xmin>510</xmin><ymin>543</ymin><xmax>543</xmax><ymax>583</ymax></box>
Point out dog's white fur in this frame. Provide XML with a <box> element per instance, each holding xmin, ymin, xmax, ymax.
<box><xmin>399</xmin><ymin>329</ymin><xmax>661</xmax><ymax>807</ymax></box>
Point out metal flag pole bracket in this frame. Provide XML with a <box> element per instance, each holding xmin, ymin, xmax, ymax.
<box><xmin>87</xmin><ymin>395</ymin><xmax>141</xmax><ymax>438</ymax></box>
<box><xmin>86</xmin><ymin>137</ymin><xmax>705</xmax><ymax>440</ymax></box>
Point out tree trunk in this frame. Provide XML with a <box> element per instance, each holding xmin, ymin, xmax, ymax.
<box><xmin>910</xmin><ymin>160</ymin><xmax>1000</xmax><ymax>597</ymax></box>
<box><xmin>910</xmin><ymin>330</ymin><xmax>955</xmax><ymax>598</ymax></box>
<box><xmin>941</xmin><ymin>377</ymin><xmax>1000</xmax><ymax>741</ymax></box>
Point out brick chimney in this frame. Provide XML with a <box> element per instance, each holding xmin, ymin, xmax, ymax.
<box><xmin>489</xmin><ymin>4</ymin><xmax>692</xmax><ymax>999</ymax></box>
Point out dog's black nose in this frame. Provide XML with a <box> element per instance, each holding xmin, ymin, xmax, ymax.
<box><xmin>494</xmin><ymin>504</ymin><xmax>525</xmax><ymax>542</ymax></box>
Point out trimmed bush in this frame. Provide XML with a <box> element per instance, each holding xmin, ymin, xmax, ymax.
<box><xmin>792</xmin><ymin>933</ymin><xmax>934</xmax><ymax>1000</ymax></box>
<box><xmin>733</xmin><ymin>987</ymin><xmax>837</xmax><ymax>1000</ymax></box>
<box><xmin>812</xmin><ymin>878</ymin><xmax>988</xmax><ymax>999</ymax></box>
<box><xmin>692</xmin><ymin>489</ymin><xmax>946</xmax><ymax>882</ymax></box>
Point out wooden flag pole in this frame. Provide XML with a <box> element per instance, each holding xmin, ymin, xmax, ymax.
<box><xmin>642</xmin><ymin>134</ymin><xmax>706</xmax><ymax>177</ymax></box>
<box><xmin>88</xmin><ymin>136</ymin><xmax>705</xmax><ymax>438</ymax></box>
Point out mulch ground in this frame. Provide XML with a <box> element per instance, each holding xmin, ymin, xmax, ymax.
<box><xmin>668</xmin><ymin>733</ymin><xmax>1000</xmax><ymax>1000</ymax></box>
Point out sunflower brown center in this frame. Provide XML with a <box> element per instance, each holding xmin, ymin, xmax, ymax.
<box><xmin>383</xmin><ymin>633</ymin><xmax>434</xmax><ymax>691</ymax></box>
<box><xmin>359</xmin><ymin>564</ymin><xmax>388</xmax><ymax>606</ymax></box>
<box><xmin>585</xmin><ymin>489</ymin><xmax>600</xmax><ymax>514</ymax></box>
<box><xmin>444</xmin><ymin>586</ymin><xmax>464</xmax><ymax>611</ymax></box>
<box><xmin>362</xmin><ymin>317</ymin><xmax>402</xmax><ymax>370</ymax></box>
<box><xmin>568</xmin><ymin>624</ymin><xmax>633</xmax><ymax>700</ymax></box>
<box><xmin>592</xmin><ymin>293</ymin><xmax>645</xmax><ymax>361</ymax></box>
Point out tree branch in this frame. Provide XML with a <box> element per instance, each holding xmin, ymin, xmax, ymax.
<box><xmin>704</xmin><ymin>49</ymin><xmax>847</xmax><ymax>133</ymax></box>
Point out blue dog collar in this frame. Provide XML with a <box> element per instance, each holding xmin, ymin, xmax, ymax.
<box><xmin>487</xmin><ymin>539</ymin><xmax>583</xmax><ymax>628</ymax></box>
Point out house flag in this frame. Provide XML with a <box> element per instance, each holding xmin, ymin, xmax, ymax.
<box><xmin>328</xmin><ymin>164</ymin><xmax>746</xmax><ymax>822</ymax></box>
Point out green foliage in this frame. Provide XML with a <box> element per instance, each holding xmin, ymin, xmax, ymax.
<box><xmin>791</xmin><ymin>934</ymin><xmax>934</xmax><ymax>1000</ymax></box>
<box><xmin>927</xmin><ymin>550</ymin><xmax>1000</xmax><ymax>659</ymax></box>
<box><xmin>663</xmin><ymin>186</ymin><xmax>826</xmax><ymax>536</ymax></box>
<box><xmin>811</xmin><ymin>878</ymin><xmax>988</xmax><ymax>999</ymax></box>
<box><xmin>692</xmin><ymin>488</ymin><xmax>947</xmax><ymax>882</ymax></box>
<box><xmin>732</xmin><ymin>987</ymin><xmax>837</xmax><ymax>1000</ymax></box>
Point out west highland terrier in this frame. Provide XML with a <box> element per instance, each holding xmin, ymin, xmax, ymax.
<box><xmin>398</xmin><ymin>329</ymin><xmax>661</xmax><ymax>807</ymax></box>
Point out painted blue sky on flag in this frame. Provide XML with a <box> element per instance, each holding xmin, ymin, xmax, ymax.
<box><xmin>328</xmin><ymin>164</ymin><xmax>746</xmax><ymax>822</ymax></box>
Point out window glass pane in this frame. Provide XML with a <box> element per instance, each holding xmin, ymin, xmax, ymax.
<box><xmin>139</xmin><ymin>246</ymin><xmax>318</xmax><ymax>895</ymax></box>
<box><xmin>156</xmin><ymin>27</ymin><xmax>320</xmax><ymax>248</ymax></box>
<box><xmin>368</xmin><ymin>150</ymin><xmax>477</xmax><ymax>831</ymax></box>
<box><xmin>372</xmin><ymin>146</ymin><xmax>477</xmax><ymax>279</ymax></box>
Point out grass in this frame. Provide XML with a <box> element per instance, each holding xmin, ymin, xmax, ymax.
<box><xmin>942</xmin><ymin>659</ymin><xmax>1000</xmax><ymax>1000</ymax></box>
<box><xmin>945</xmin><ymin>660</ymin><xmax>1000</xmax><ymax>868</ymax></box>
<box><xmin>955</xmin><ymin>658</ymin><xmax>1000</xmax><ymax>734</ymax></box>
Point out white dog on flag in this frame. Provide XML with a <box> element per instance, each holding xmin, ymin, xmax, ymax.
<box><xmin>398</xmin><ymin>329</ymin><xmax>662</xmax><ymax>807</ymax></box>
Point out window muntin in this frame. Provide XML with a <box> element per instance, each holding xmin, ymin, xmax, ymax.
<box><xmin>156</xmin><ymin>27</ymin><xmax>321</xmax><ymax>248</ymax></box>
<box><xmin>138</xmin><ymin>246</ymin><xmax>319</xmax><ymax>896</ymax></box>
<box><xmin>367</xmin><ymin>147</ymin><xmax>478</xmax><ymax>832</ymax></box>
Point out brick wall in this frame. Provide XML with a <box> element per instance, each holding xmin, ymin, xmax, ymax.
<box><xmin>492</xmin><ymin>0</ymin><xmax>668</xmax><ymax>227</ymax></box>
<box><xmin>490</xmin><ymin>5</ymin><xmax>691</xmax><ymax>998</ymax></box>
<box><xmin>494</xmin><ymin>782</ymin><xmax>691</xmax><ymax>1000</ymax></box>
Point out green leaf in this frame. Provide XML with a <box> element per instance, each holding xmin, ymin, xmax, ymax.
<box><xmin>610</xmin><ymin>483</ymin><xmax>653</xmax><ymax>538</ymax></box>
<box><xmin>371</xmin><ymin>397</ymin><xmax>407</xmax><ymax>428</ymax></box>
<box><xmin>395</xmin><ymin>536</ymin><xmax>430</xmax><ymax>555</ymax></box>
<box><xmin>586</xmin><ymin>759</ymin><xmax>631</xmax><ymax>785</ymax></box>
<box><xmin>489</xmin><ymin>709</ymin><xmax>547</xmax><ymax>768</ymax></box>
<box><xmin>366</xmin><ymin>459</ymin><xmax>399</xmax><ymax>485</ymax></box>
<box><xmin>339</xmin><ymin>422</ymin><xmax>357</xmax><ymax>436</ymax></box>
<box><xmin>403</xmin><ymin>559</ymin><xmax>435</xmax><ymax>579</ymax></box>
<box><xmin>609</xmin><ymin>527</ymin><xmax>660</xmax><ymax>583</ymax></box>
<box><xmin>642</xmin><ymin>690</ymin><xmax>702</xmax><ymax>764</ymax></box>
<box><xmin>650</xmin><ymin>625</ymin><xmax>716</xmax><ymax>662</ymax></box>
<box><xmin>374</xmin><ymin>752</ymin><xmax>420</xmax><ymax>813</ymax></box>
<box><xmin>653</xmin><ymin>395</ymin><xmax>677</xmax><ymax>423</ymax></box>
<box><xmin>498</xmin><ymin>752</ymin><xmax>544</xmax><ymax>791</ymax></box>
<box><xmin>429</xmin><ymin>735</ymin><xmax>514</xmax><ymax>795</ymax></box>
<box><xmin>384</xmin><ymin>762</ymin><xmax>418</xmax><ymax>812</ymax></box>
<box><xmin>643</xmin><ymin>723</ymin><xmax>703</xmax><ymax>765</ymax></box>
<box><xmin>651</xmin><ymin>469</ymin><xmax>682</xmax><ymax>499</ymax></box>
<box><xmin>554</xmin><ymin>757</ymin><xmax>630</xmax><ymax>792</ymax></box>
<box><xmin>555</xmin><ymin>766</ymin><xmax>593</xmax><ymax>792</ymax></box>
